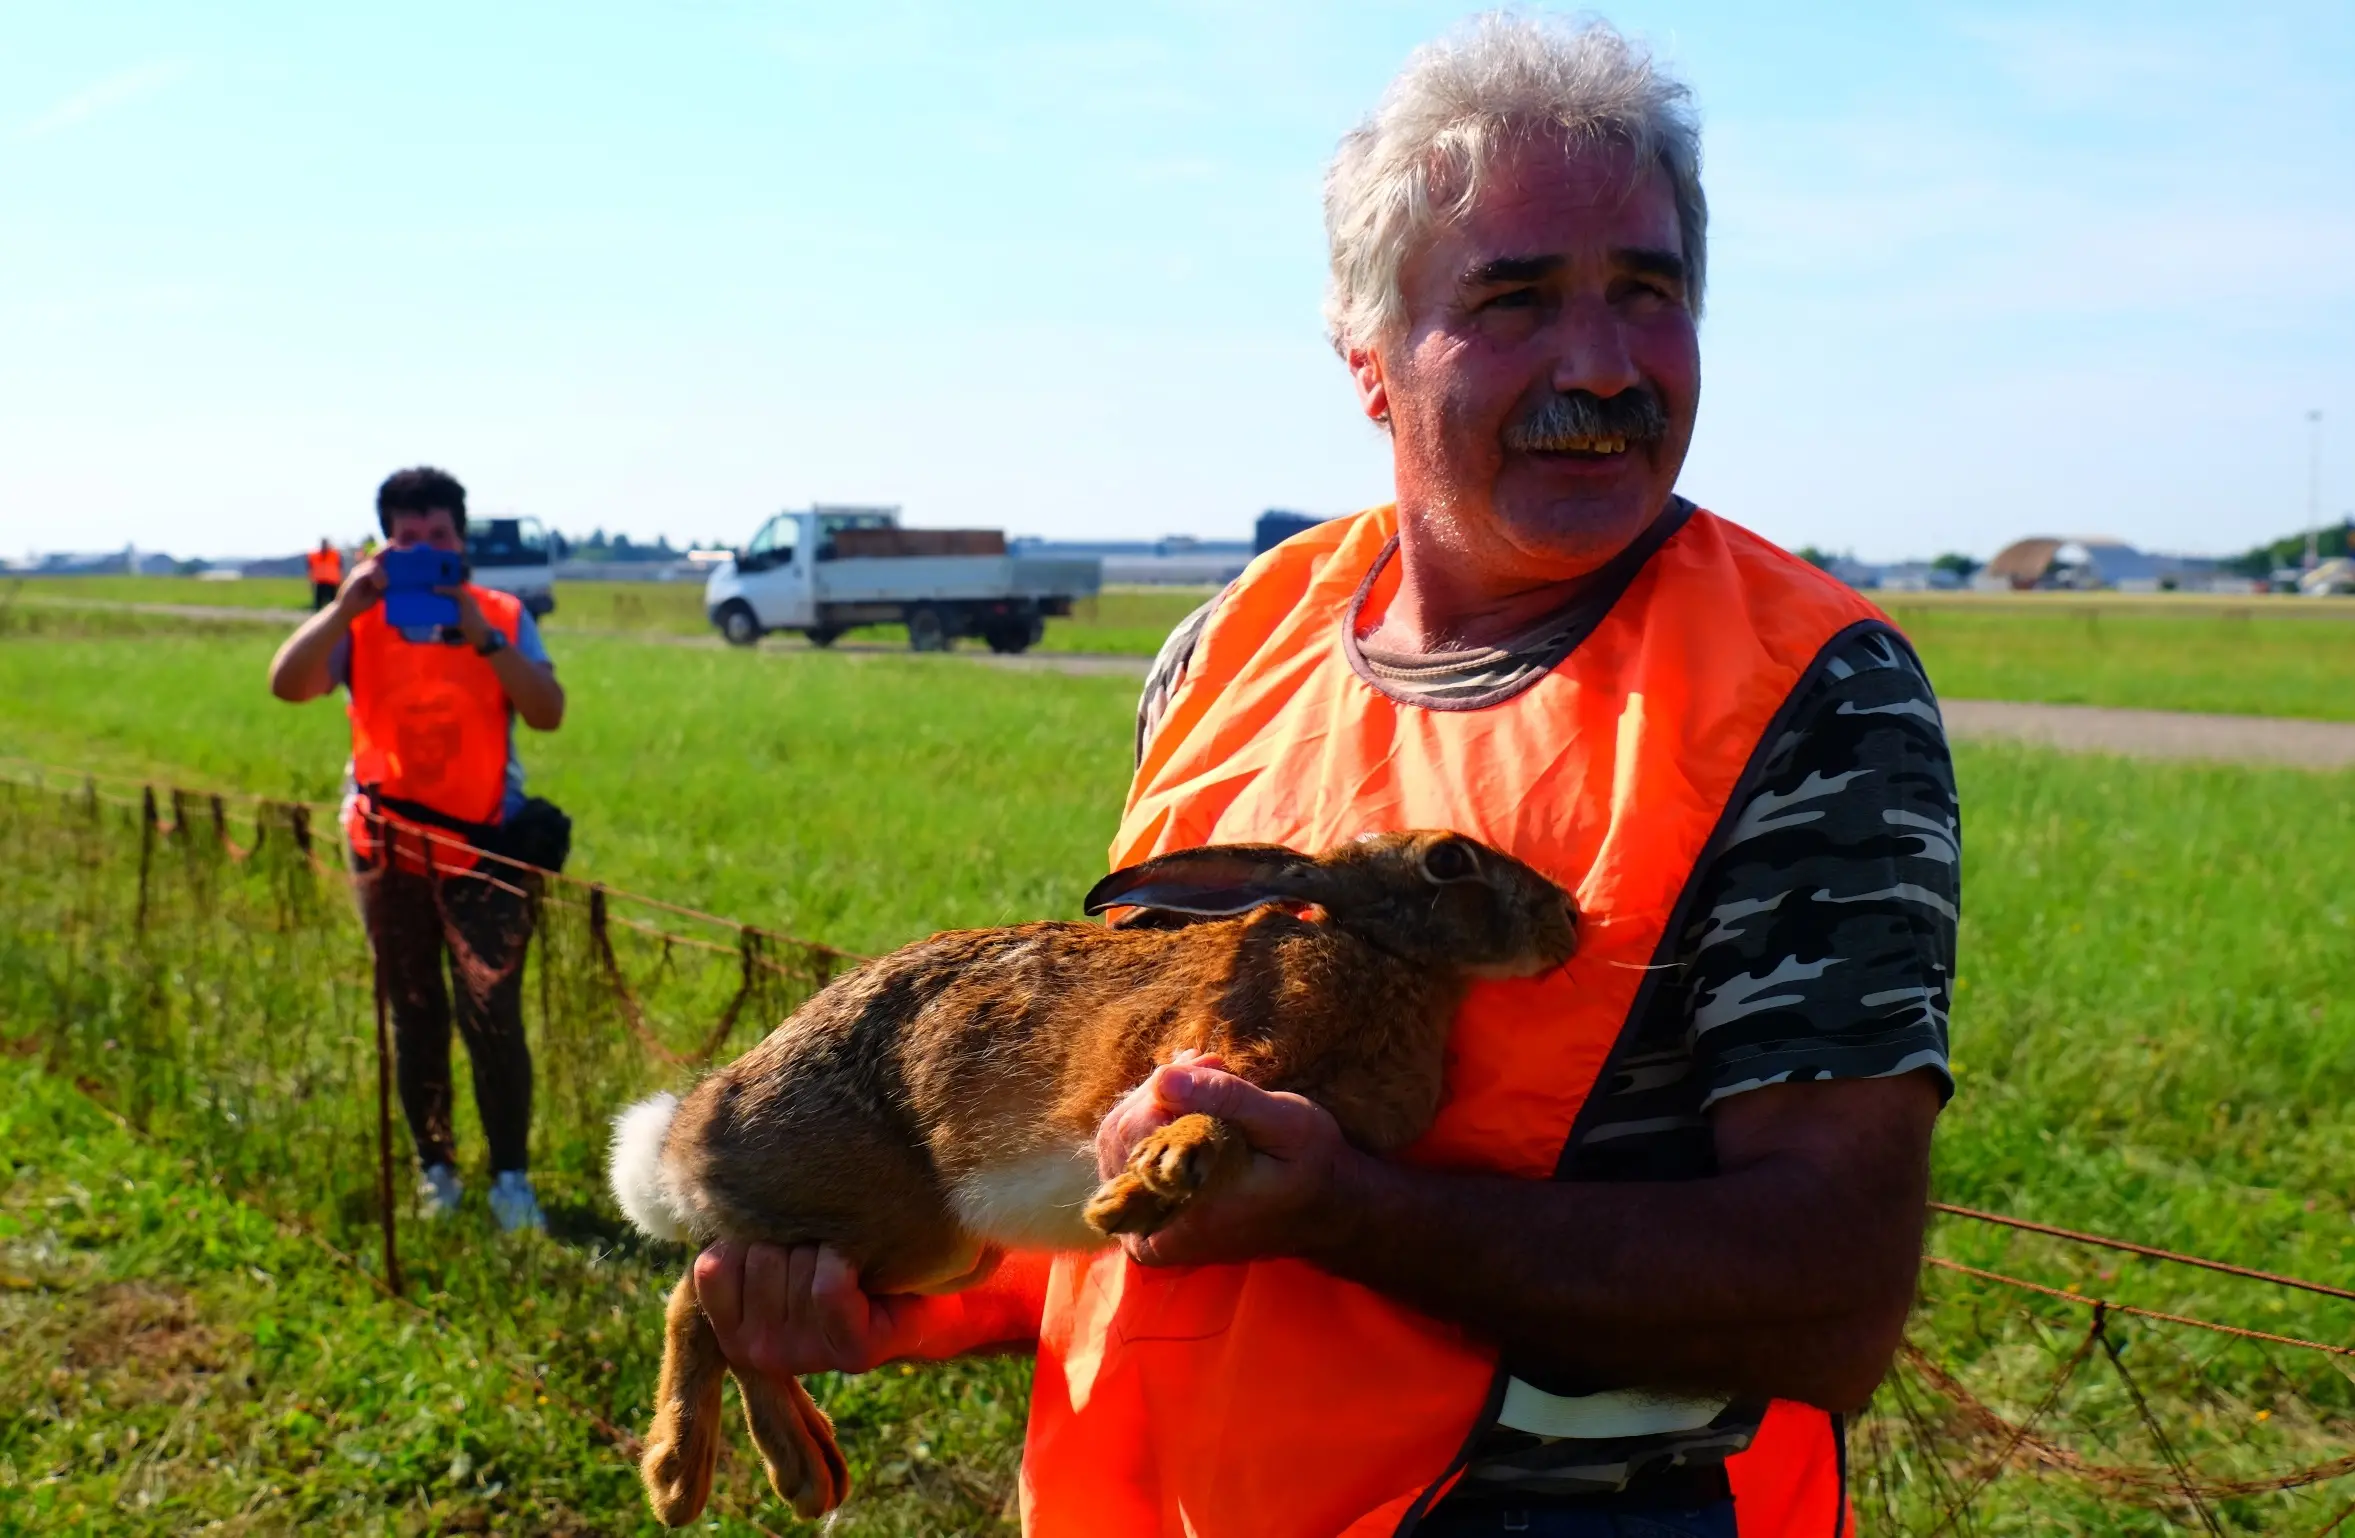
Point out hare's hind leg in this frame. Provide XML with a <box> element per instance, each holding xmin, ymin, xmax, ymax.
<box><xmin>1082</xmin><ymin>1113</ymin><xmax>1250</xmax><ymax>1237</ymax></box>
<box><xmin>735</xmin><ymin>1368</ymin><xmax>850</xmax><ymax>1519</ymax></box>
<box><xmin>640</xmin><ymin>1272</ymin><xmax>727</xmax><ymax>1525</ymax></box>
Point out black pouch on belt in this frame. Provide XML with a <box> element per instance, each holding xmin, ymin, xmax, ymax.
<box><xmin>369</xmin><ymin>789</ymin><xmax>572</xmax><ymax>875</ymax></box>
<box><xmin>482</xmin><ymin>796</ymin><xmax>572</xmax><ymax>874</ymax></box>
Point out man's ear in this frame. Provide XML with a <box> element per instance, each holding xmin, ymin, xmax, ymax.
<box><xmin>1347</xmin><ymin>344</ymin><xmax>1390</xmax><ymax>428</ymax></box>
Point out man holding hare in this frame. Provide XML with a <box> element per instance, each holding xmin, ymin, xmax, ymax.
<box><xmin>698</xmin><ymin>15</ymin><xmax>1955</xmax><ymax>1536</ymax></box>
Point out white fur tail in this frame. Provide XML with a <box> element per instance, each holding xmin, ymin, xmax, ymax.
<box><xmin>610</xmin><ymin>1091</ymin><xmax>692</xmax><ymax>1242</ymax></box>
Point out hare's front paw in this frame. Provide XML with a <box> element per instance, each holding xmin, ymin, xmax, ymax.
<box><xmin>1083</xmin><ymin>1113</ymin><xmax>1240</xmax><ymax>1237</ymax></box>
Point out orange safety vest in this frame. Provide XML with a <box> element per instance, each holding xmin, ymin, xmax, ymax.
<box><xmin>339</xmin><ymin>584</ymin><xmax>524</xmax><ymax>873</ymax></box>
<box><xmin>307</xmin><ymin>547</ymin><xmax>344</xmax><ymax>584</ymax></box>
<box><xmin>1022</xmin><ymin>503</ymin><xmax>1892</xmax><ymax>1538</ymax></box>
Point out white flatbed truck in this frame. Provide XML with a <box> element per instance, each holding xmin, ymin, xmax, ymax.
<box><xmin>703</xmin><ymin>506</ymin><xmax>1101</xmax><ymax>653</ymax></box>
<box><xmin>466</xmin><ymin>516</ymin><xmax>557</xmax><ymax>617</ymax></box>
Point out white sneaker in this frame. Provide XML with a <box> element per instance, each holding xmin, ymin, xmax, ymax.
<box><xmin>418</xmin><ymin>1163</ymin><xmax>464</xmax><ymax>1219</ymax></box>
<box><xmin>489</xmin><ymin>1170</ymin><xmax>545</xmax><ymax>1233</ymax></box>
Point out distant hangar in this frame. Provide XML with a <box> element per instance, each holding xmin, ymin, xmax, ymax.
<box><xmin>1980</xmin><ymin>537</ymin><xmax>2237</xmax><ymax>593</ymax></box>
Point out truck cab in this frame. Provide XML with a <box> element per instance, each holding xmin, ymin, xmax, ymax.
<box><xmin>704</xmin><ymin>505</ymin><xmax>1100</xmax><ymax>653</ymax></box>
<box><xmin>466</xmin><ymin>516</ymin><xmax>557</xmax><ymax>617</ymax></box>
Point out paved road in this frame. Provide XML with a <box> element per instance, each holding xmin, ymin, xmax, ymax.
<box><xmin>24</xmin><ymin>595</ymin><xmax>2355</xmax><ymax>765</ymax></box>
<box><xmin>1940</xmin><ymin>699</ymin><xmax>2355</xmax><ymax>770</ymax></box>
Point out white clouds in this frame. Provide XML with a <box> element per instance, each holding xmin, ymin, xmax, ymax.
<box><xmin>24</xmin><ymin>60</ymin><xmax>190</xmax><ymax>139</ymax></box>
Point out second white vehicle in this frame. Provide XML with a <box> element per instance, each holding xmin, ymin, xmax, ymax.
<box><xmin>704</xmin><ymin>505</ymin><xmax>1100</xmax><ymax>653</ymax></box>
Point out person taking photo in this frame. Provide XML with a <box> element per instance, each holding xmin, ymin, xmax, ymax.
<box><xmin>268</xmin><ymin>466</ymin><xmax>567</xmax><ymax>1233</ymax></box>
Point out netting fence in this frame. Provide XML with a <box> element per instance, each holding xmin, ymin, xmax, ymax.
<box><xmin>3</xmin><ymin>760</ymin><xmax>2352</xmax><ymax>1533</ymax></box>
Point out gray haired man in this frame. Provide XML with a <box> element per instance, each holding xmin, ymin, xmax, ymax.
<box><xmin>695</xmin><ymin>16</ymin><xmax>1954</xmax><ymax>1536</ymax></box>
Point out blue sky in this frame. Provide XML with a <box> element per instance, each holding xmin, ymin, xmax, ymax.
<box><xmin>2</xmin><ymin>1</ymin><xmax>2349</xmax><ymax>562</ymax></box>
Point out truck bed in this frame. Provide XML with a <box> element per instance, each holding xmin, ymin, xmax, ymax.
<box><xmin>811</xmin><ymin>555</ymin><xmax>1101</xmax><ymax>604</ymax></box>
<box><xmin>829</xmin><ymin>527</ymin><xmax>1007</xmax><ymax>558</ymax></box>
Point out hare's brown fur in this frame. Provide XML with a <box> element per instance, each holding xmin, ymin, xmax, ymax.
<box><xmin>627</xmin><ymin>831</ymin><xmax>1576</xmax><ymax>1525</ymax></box>
<box><xmin>667</xmin><ymin>908</ymin><xmax>1473</xmax><ymax>1278</ymax></box>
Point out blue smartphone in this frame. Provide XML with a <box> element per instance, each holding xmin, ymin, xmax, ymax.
<box><xmin>381</xmin><ymin>547</ymin><xmax>463</xmax><ymax>632</ymax></box>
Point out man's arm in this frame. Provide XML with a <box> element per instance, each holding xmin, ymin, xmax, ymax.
<box><xmin>449</xmin><ymin>592</ymin><xmax>564</xmax><ymax>730</ymax></box>
<box><xmin>269</xmin><ymin>553</ymin><xmax>385</xmax><ymax>701</ymax></box>
<box><xmin>1097</xmin><ymin>1062</ymin><xmax>1938</xmax><ymax>1413</ymax></box>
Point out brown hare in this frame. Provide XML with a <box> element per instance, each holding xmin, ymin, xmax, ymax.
<box><xmin>608</xmin><ymin>829</ymin><xmax>1577</xmax><ymax>1525</ymax></box>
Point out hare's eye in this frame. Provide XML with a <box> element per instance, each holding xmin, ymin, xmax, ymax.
<box><xmin>1420</xmin><ymin>840</ymin><xmax>1477</xmax><ymax>883</ymax></box>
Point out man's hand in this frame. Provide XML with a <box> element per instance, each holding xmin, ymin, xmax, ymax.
<box><xmin>1091</xmin><ymin>1047</ymin><xmax>1224</xmax><ymax>1180</ymax></box>
<box><xmin>335</xmin><ymin>551</ymin><xmax>389</xmax><ymax>616</ymax></box>
<box><xmin>271</xmin><ymin>554</ymin><xmax>382</xmax><ymax>701</ymax></box>
<box><xmin>1093</xmin><ymin>1059</ymin><xmax>1359</xmax><ymax>1269</ymax></box>
<box><xmin>442</xmin><ymin>584</ymin><xmax>494</xmax><ymax>651</ymax></box>
<box><xmin>692</xmin><ymin>1243</ymin><xmax>1051</xmax><ymax>1386</ymax></box>
<box><xmin>693</xmin><ymin>1242</ymin><xmax>954</xmax><ymax>1379</ymax></box>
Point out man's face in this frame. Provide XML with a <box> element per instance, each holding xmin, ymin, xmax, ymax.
<box><xmin>384</xmin><ymin>509</ymin><xmax>462</xmax><ymax>552</ymax></box>
<box><xmin>1357</xmin><ymin>136</ymin><xmax>1700</xmax><ymax>578</ymax></box>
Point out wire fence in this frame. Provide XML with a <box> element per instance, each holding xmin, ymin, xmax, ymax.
<box><xmin>3</xmin><ymin>760</ymin><xmax>2352</xmax><ymax>1533</ymax></box>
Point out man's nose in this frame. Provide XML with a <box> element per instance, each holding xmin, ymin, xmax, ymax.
<box><xmin>1546</xmin><ymin>294</ymin><xmax>1642</xmax><ymax>399</ymax></box>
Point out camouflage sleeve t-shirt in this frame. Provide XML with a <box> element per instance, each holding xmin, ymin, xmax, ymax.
<box><xmin>1136</xmin><ymin>574</ymin><xmax>1959</xmax><ymax>1502</ymax></box>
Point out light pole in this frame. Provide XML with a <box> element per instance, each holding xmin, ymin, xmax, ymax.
<box><xmin>2307</xmin><ymin>409</ymin><xmax>2324</xmax><ymax>571</ymax></box>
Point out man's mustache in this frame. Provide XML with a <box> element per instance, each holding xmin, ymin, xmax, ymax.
<box><xmin>1501</xmin><ymin>390</ymin><xmax>1670</xmax><ymax>453</ymax></box>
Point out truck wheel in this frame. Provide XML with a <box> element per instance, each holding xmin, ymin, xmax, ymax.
<box><xmin>984</xmin><ymin>622</ymin><xmax>1032</xmax><ymax>655</ymax></box>
<box><xmin>906</xmin><ymin>606</ymin><xmax>951</xmax><ymax>652</ymax></box>
<box><xmin>717</xmin><ymin>602</ymin><xmax>763</xmax><ymax>648</ymax></box>
<box><xmin>805</xmin><ymin>627</ymin><xmax>843</xmax><ymax>649</ymax></box>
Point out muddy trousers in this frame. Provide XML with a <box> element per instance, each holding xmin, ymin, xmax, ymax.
<box><xmin>356</xmin><ymin>858</ymin><xmax>537</xmax><ymax>1174</ymax></box>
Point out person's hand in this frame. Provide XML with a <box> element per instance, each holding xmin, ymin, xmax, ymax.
<box><xmin>442</xmin><ymin>585</ymin><xmax>492</xmax><ymax>650</ymax></box>
<box><xmin>333</xmin><ymin>552</ymin><xmax>389</xmax><ymax>618</ymax></box>
<box><xmin>693</xmin><ymin>1241</ymin><xmax>960</xmax><ymax>1379</ymax></box>
<box><xmin>1092</xmin><ymin>1047</ymin><xmax>1225</xmax><ymax>1180</ymax></box>
<box><xmin>1093</xmin><ymin>1060</ymin><xmax>1364</xmax><ymax>1269</ymax></box>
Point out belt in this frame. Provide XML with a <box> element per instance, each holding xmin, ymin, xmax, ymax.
<box><xmin>1441</xmin><ymin>1460</ymin><xmax>1733</xmax><ymax>1513</ymax></box>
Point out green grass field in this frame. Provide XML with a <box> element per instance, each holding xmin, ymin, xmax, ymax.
<box><xmin>7</xmin><ymin>610</ymin><xmax>2355</xmax><ymax>1532</ymax></box>
<box><xmin>1881</xmin><ymin>599</ymin><xmax>2355</xmax><ymax>721</ymax></box>
<box><xmin>15</xmin><ymin>572</ymin><xmax>2355</xmax><ymax>722</ymax></box>
<box><xmin>4</xmin><ymin>575</ymin><xmax>1211</xmax><ymax>661</ymax></box>
<box><xmin>0</xmin><ymin>621</ymin><xmax>1137</xmax><ymax>951</ymax></box>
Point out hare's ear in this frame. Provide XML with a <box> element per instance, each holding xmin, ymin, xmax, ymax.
<box><xmin>1084</xmin><ymin>844</ymin><xmax>1312</xmax><ymax>925</ymax></box>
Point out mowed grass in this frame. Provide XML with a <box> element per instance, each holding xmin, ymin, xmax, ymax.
<box><xmin>5</xmin><ymin>574</ymin><xmax>1208</xmax><ymax>660</ymax></box>
<box><xmin>1</xmin><ymin>1054</ymin><xmax>1033</xmax><ymax>1537</ymax></box>
<box><xmin>8</xmin><ymin>575</ymin><xmax>318</xmax><ymax>611</ymax></box>
<box><xmin>18</xmin><ymin>571</ymin><xmax>2355</xmax><ymax>720</ymax></box>
<box><xmin>0</xmin><ymin>623</ymin><xmax>1140</xmax><ymax>953</ymax></box>
<box><xmin>1884</xmin><ymin>598</ymin><xmax>2355</xmax><ymax>722</ymax></box>
<box><xmin>1</xmin><ymin>1058</ymin><xmax>643</xmax><ymax>1535</ymax></box>
<box><xmin>9</xmin><ymin>613</ymin><xmax>2355</xmax><ymax>1529</ymax></box>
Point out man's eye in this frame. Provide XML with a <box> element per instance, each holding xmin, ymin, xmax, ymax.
<box><xmin>1481</xmin><ymin>289</ymin><xmax>1538</xmax><ymax>311</ymax></box>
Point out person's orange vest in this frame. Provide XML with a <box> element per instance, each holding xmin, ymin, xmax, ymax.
<box><xmin>1020</xmin><ymin>503</ymin><xmax>1894</xmax><ymax>1537</ymax></box>
<box><xmin>307</xmin><ymin>547</ymin><xmax>344</xmax><ymax>584</ymax></box>
<box><xmin>339</xmin><ymin>585</ymin><xmax>524</xmax><ymax>874</ymax></box>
